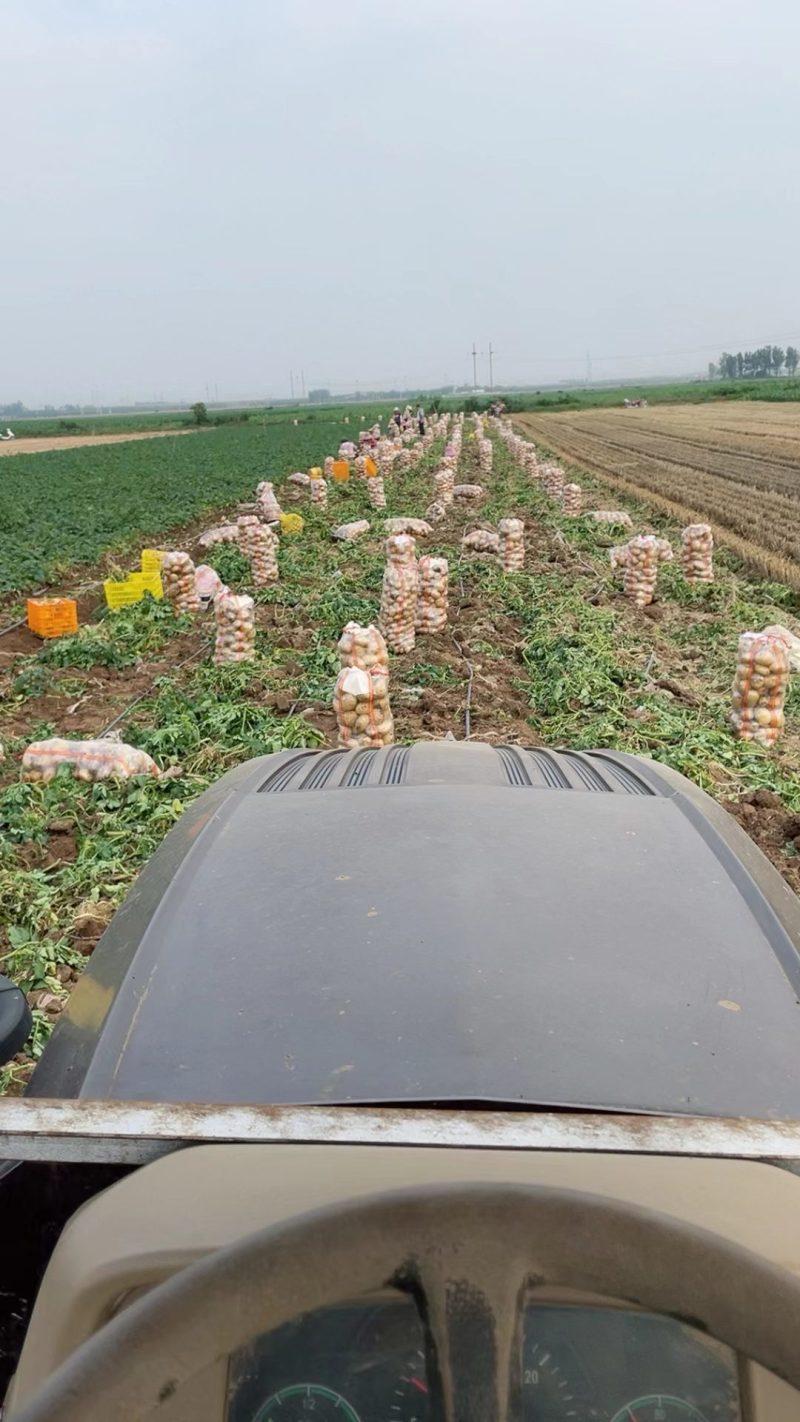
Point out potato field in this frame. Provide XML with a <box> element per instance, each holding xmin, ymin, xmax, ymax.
<box><xmin>1</xmin><ymin>407</ymin><xmax>800</xmax><ymax>1091</ymax></box>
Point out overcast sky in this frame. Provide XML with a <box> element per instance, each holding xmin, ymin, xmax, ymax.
<box><xmin>4</xmin><ymin>0</ymin><xmax>800</xmax><ymax>405</ymax></box>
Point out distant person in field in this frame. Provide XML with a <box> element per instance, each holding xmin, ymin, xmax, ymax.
<box><xmin>417</xmin><ymin>405</ymin><xmax>426</xmax><ymax>435</ymax></box>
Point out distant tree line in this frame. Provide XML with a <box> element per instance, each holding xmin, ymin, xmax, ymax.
<box><xmin>709</xmin><ymin>346</ymin><xmax>799</xmax><ymax>381</ymax></box>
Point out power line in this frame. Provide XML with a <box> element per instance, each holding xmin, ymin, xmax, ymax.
<box><xmin>509</xmin><ymin>330</ymin><xmax>800</xmax><ymax>368</ymax></box>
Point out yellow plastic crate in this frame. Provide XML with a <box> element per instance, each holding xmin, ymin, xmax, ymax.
<box><xmin>140</xmin><ymin>548</ymin><xmax>165</xmax><ymax>576</ymax></box>
<box><xmin>104</xmin><ymin>570</ymin><xmax>163</xmax><ymax>610</ymax></box>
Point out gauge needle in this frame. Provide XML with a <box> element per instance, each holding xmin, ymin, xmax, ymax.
<box><xmin>407</xmin><ymin>1377</ymin><xmax>428</xmax><ymax>1395</ymax></box>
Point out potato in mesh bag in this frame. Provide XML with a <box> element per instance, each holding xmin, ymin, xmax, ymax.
<box><xmin>162</xmin><ymin>551</ymin><xmax>201</xmax><ymax>614</ymax></box>
<box><xmin>381</xmin><ymin>533</ymin><xmax>418</xmax><ymax>654</ymax></box>
<box><xmin>214</xmin><ymin>592</ymin><xmax>256</xmax><ymax>664</ymax></box>
<box><xmin>334</xmin><ymin>665</ymin><xmax>394</xmax><ymax>749</ymax></box>
<box><xmin>731</xmin><ymin>631</ymin><xmax>789</xmax><ymax>748</ymax></box>
<box><xmin>416</xmin><ymin>556</ymin><xmax>449</xmax><ymax>633</ymax></box>
<box><xmin>498</xmin><ymin>518</ymin><xmax>525</xmax><ymax>572</ymax></box>
<box><xmin>23</xmin><ymin>737</ymin><xmax>159</xmax><ymax>782</ymax></box>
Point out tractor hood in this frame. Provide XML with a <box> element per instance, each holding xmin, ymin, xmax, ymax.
<box><xmin>29</xmin><ymin>741</ymin><xmax>800</xmax><ymax>1119</ymax></box>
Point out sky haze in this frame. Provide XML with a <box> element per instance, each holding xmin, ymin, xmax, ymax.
<box><xmin>3</xmin><ymin>0</ymin><xmax>800</xmax><ymax>404</ymax></box>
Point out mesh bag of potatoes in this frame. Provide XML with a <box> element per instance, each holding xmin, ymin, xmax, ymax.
<box><xmin>425</xmin><ymin>499</ymin><xmax>448</xmax><ymax>524</ymax></box>
<box><xmin>337</xmin><ymin>621</ymin><xmax>389</xmax><ymax>670</ymax></box>
<box><xmin>561</xmin><ymin>484</ymin><xmax>582</xmax><ymax>517</ymax></box>
<box><xmin>478</xmin><ymin>439</ymin><xmax>493</xmax><ymax>473</ymax></box>
<box><xmin>381</xmin><ymin>533</ymin><xmax>418</xmax><ymax>653</ymax></box>
<box><xmin>333</xmin><ymin>623</ymin><xmax>394</xmax><ymax>749</ymax></box>
<box><xmin>762</xmin><ymin>624</ymin><xmax>800</xmax><ymax>672</ymax></box>
<box><xmin>195</xmin><ymin>563</ymin><xmax>227</xmax><ymax>606</ymax></box>
<box><xmin>332</xmin><ymin>520</ymin><xmax>370</xmax><ymax>541</ymax></box>
<box><xmin>462</xmin><ymin>528</ymin><xmax>500</xmax><ymax>556</ymax></box>
<box><xmin>255</xmin><ymin>480</ymin><xmax>282</xmax><ymax>522</ymax></box>
<box><xmin>23</xmin><ymin>737</ymin><xmax>159</xmax><ymax>782</ymax></box>
<box><xmin>383</xmin><ymin>517</ymin><xmax>432</xmax><ymax>537</ymax></box>
<box><xmin>434</xmin><ymin>466</ymin><xmax>455</xmax><ymax>505</ymax></box>
<box><xmin>309</xmin><ymin>473</ymin><xmax>328</xmax><ymax>506</ymax></box>
<box><xmin>367</xmin><ymin>475</ymin><xmax>387</xmax><ymax>509</ymax></box>
<box><xmin>214</xmin><ymin>592</ymin><xmax>256</xmax><ymax>664</ymax></box>
<box><xmin>731</xmin><ymin>631</ymin><xmax>789</xmax><ymax>748</ymax></box>
<box><xmin>23</xmin><ymin>739</ymin><xmax>159</xmax><ymax>784</ymax></box>
<box><xmin>524</xmin><ymin>447</ymin><xmax>540</xmax><ymax>478</ymax></box>
<box><xmin>416</xmin><ymin>555</ymin><xmax>449</xmax><ymax>633</ymax></box>
<box><xmin>453</xmin><ymin>483</ymin><xmax>484</xmax><ymax>501</ymax></box>
<box><xmin>197</xmin><ymin>523</ymin><xmax>239</xmax><ymax>550</ymax></box>
<box><xmin>162</xmin><ymin>551</ymin><xmax>201</xmax><ymax>614</ymax></box>
<box><xmin>498</xmin><ymin>517</ymin><xmax>525</xmax><ymax>571</ymax></box>
<box><xmin>681</xmin><ymin>523</ymin><xmax>714</xmax><ymax>583</ymax></box>
<box><xmin>237</xmin><ymin>515</ymin><xmax>262</xmax><ymax>560</ymax></box>
<box><xmin>288</xmin><ymin>471</ymin><xmax>310</xmax><ymax>488</ymax></box>
<box><xmin>335</xmin><ymin>665</ymin><xmax>395</xmax><ymax>750</ymax></box>
<box><xmin>613</xmin><ymin>535</ymin><xmax>673</xmax><ymax>607</ymax></box>
<box><xmin>249</xmin><ymin>524</ymin><xmax>279</xmax><ymax>586</ymax></box>
<box><xmin>324</xmin><ymin>456</ymin><xmax>335</xmax><ymax>479</ymax></box>
<box><xmin>588</xmin><ymin>510</ymin><xmax>633</xmax><ymax>528</ymax></box>
<box><xmin>542</xmin><ymin>465</ymin><xmax>564</xmax><ymax>499</ymax></box>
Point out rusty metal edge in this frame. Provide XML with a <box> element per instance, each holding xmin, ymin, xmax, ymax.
<box><xmin>1</xmin><ymin>1099</ymin><xmax>800</xmax><ymax>1165</ymax></box>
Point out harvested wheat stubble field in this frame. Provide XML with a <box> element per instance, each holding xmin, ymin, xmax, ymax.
<box><xmin>515</xmin><ymin>402</ymin><xmax>800</xmax><ymax>586</ymax></box>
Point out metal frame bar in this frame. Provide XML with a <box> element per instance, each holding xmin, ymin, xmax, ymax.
<box><xmin>2</xmin><ymin>1099</ymin><xmax>800</xmax><ymax>1166</ymax></box>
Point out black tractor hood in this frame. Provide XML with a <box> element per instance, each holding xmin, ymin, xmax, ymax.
<box><xmin>29</xmin><ymin>742</ymin><xmax>800</xmax><ymax>1119</ymax></box>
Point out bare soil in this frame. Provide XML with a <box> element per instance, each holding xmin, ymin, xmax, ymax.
<box><xmin>724</xmin><ymin>792</ymin><xmax>800</xmax><ymax>897</ymax></box>
<box><xmin>0</xmin><ymin>429</ymin><xmax>197</xmax><ymax>457</ymax></box>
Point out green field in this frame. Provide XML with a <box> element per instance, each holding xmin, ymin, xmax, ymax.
<box><xmin>2</xmin><ymin>401</ymin><xmax>398</xmax><ymax>440</ymax></box>
<box><xmin>457</xmin><ymin>377</ymin><xmax>800</xmax><ymax>415</ymax></box>
<box><xmin>0</xmin><ymin>410</ymin><xmax>389</xmax><ymax>594</ymax></box>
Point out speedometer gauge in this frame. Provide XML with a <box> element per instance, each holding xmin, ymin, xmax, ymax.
<box><xmin>523</xmin><ymin>1337</ymin><xmax>585</xmax><ymax>1418</ymax></box>
<box><xmin>254</xmin><ymin>1383</ymin><xmax>362</xmax><ymax>1422</ymax></box>
<box><xmin>610</xmin><ymin>1398</ymin><xmax>708</xmax><ymax>1422</ymax></box>
<box><xmin>391</xmin><ymin>1347</ymin><xmax>430</xmax><ymax>1421</ymax></box>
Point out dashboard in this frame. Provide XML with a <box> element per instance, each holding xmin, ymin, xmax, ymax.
<box><xmin>227</xmin><ymin>1299</ymin><xmax>740</xmax><ymax>1422</ymax></box>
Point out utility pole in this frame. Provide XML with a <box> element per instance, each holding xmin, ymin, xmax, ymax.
<box><xmin>471</xmin><ymin>342</ymin><xmax>478</xmax><ymax>390</ymax></box>
<box><xmin>488</xmin><ymin>342</ymin><xmax>495</xmax><ymax>391</ymax></box>
<box><xmin>300</xmin><ymin>369</ymin><xmax>306</xmax><ymax>398</ymax></box>
<box><xmin>290</xmin><ymin>370</ymin><xmax>295</xmax><ymax>400</ymax></box>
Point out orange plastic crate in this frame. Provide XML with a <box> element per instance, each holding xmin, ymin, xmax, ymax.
<box><xmin>27</xmin><ymin>597</ymin><xmax>79</xmax><ymax>639</ymax></box>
